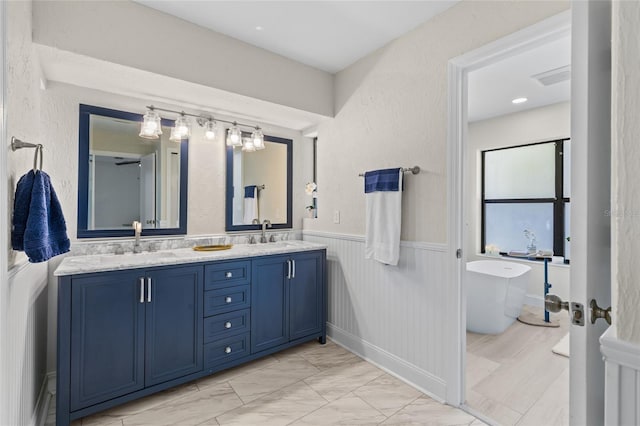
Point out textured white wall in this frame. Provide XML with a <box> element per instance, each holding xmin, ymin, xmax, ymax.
<box><xmin>37</xmin><ymin>82</ymin><xmax>313</xmax><ymax>240</ymax></box>
<box><xmin>305</xmin><ymin>0</ymin><xmax>570</xmax><ymax>243</ymax></box>
<box><xmin>466</xmin><ymin>102</ymin><xmax>571</xmax><ymax>301</ymax></box>
<box><xmin>612</xmin><ymin>0</ymin><xmax>640</xmax><ymax>344</ymax></box>
<box><xmin>6</xmin><ymin>0</ymin><xmax>42</xmax><ymax>268</ymax></box>
<box><xmin>32</xmin><ymin>0</ymin><xmax>333</xmax><ymax>117</ymax></box>
<box><xmin>3</xmin><ymin>2</ymin><xmax>50</xmax><ymax>425</ymax></box>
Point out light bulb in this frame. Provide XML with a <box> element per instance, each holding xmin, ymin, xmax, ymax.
<box><xmin>176</xmin><ymin>115</ymin><xmax>190</xmax><ymax>137</ymax></box>
<box><xmin>252</xmin><ymin>127</ymin><xmax>265</xmax><ymax>150</ymax></box>
<box><xmin>242</xmin><ymin>137</ymin><xmax>256</xmax><ymax>152</ymax></box>
<box><xmin>227</xmin><ymin>123</ymin><xmax>242</xmax><ymax>147</ymax></box>
<box><xmin>204</xmin><ymin>120</ymin><xmax>216</xmax><ymax>140</ymax></box>
<box><xmin>169</xmin><ymin>126</ymin><xmax>181</xmax><ymax>142</ymax></box>
<box><xmin>139</xmin><ymin>109</ymin><xmax>161</xmax><ymax>139</ymax></box>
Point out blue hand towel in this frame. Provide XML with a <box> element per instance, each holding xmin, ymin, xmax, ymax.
<box><xmin>364</xmin><ymin>168</ymin><xmax>402</xmax><ymax>193</ymax></box>
<box><xmin>12</xmin><ymin>170</ymin><xmax>70</xmax><ymax>263</ymax></box>
<box><xmin>244</xmin><ymin>185</ymin><xmax>257</xmax><ymax>198</ymax></box>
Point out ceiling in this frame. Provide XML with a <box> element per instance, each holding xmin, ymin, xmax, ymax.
<box><xmin>38</xmin><ymin>2</ymin><xmax>570</xmax><ymax>131</ymax></box>
<box><xmin>468</xmin><ymin>34</ymin><xmax>571</xmax><ymax>122</ymax></box>
<box><xmin>133</xmin><ymin>1</ymin><xmax>570</xmax><ymax>122</ymax></box>
<box><xmin>133</xmin><ymin>1</ymin><xmax>461</xmax><ymax>73</ymax></box>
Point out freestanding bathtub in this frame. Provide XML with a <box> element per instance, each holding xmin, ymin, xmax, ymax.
<box><xmin>466</xmin><ymin>260</ymin><xmax>531</xmax><ymax>334</ymax></box>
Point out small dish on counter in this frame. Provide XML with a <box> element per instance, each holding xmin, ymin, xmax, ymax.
<box><xmin>192</xmin><ymin>244</ymin><xmax>233</xmax><ymax>252</ymax></box>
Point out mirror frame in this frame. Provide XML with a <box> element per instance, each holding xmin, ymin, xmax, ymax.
<box><xmin>77</xmin><ymin>104</ymin><xmax>189</xmax><ymax>238</ymax></box>
<box><xmin>225</xmin><ymin>135</ymin><xmax>293</xmax><ymax>231</ymax></box>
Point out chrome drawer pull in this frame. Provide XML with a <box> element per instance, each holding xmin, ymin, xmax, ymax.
<box><xmin>225</xmin><ymin>322</ymin><xmax>232</xmax><ymax>329</ymax></box>
<box><xmin>225</xmin><ymin>272</ymin><xmax>233</xmax><ymax>278</ymax></box>
<box><xmin>147</xmin><ymin>277</ymin><xmax>152</xmax><ymax>303</ymax></box>
<box><xmin>225</xmin><ymin>346</ymin><xmax>232</xmax><ymax>354</ymax></box>
<box><xmin>139</xmin><ymin>278</ymin><xmax>145</xmax><ymax>303</ymax></box>
<box><xmin>225</xmin><ymin>296</ymin><xmax>232</xmax><ymax>303</ymax></box>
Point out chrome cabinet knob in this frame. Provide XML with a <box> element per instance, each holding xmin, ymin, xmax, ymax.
<box><xmin>225</xmin><ymin>296</ymin><xmax>232</xmax><ymax>303</ymax></box>
<box><xmin>225</xmin><ymin>272</ymin><xmax>233</xmax><ymax>278</ymax></box>
<box><xmin>225</xmin><ymin>322</ymin><xmax>232</xmax><ymax>329</ymax></box>
<box><xmin>225</xmin><ymin>346</ymin><xmax>232</xmax><ymax>354</ymax></box>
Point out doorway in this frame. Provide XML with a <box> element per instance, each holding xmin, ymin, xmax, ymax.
<box><xmin>447</xmin><ymin>3</ymin><xmax>612</xmax><ymax>425</ymax></box>
<box><xmin>447</xmin><ymin>10</ymin><xmax>573</xmax><ymax>425</ymax></box>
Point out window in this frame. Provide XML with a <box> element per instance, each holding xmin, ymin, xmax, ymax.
<box><xmin>481</xmin><ymin>139</ymin><xmax>570</xmax><ymax>258</ymax></box>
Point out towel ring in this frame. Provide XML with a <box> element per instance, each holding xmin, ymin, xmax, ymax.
<box><xmin>33</xmin><ymin>144</ymin><xmax>43</xmax><ymax>172</ymax></box>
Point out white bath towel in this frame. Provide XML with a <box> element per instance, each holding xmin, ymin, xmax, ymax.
<box><xmin>364</xmin><ymin>168</ymin><xmax>403</xmax><ymax>266</ymax></box>
<box><xmin>243</xmin><ymin>185</ymin><xmax>258</xmax><ymax>224</ymax></box>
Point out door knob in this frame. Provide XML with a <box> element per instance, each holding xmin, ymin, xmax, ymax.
<box><xmin>545</xmin><ymin>294</ymin><xmax>569</xmax><ymax>313</ymax></box>
<box><xmin>590</xmin><ymin>299</ymin><xmax>612</xmax><ymax>325</ymax></box>
<box><xmin>544</xmin><ymin>294</ymin><xmax>585</xmax><ymax>326</ymax></box>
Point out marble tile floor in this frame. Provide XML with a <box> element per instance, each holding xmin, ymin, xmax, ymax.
<box><xmin>47</xmin><ymin>340</ymin><xmax>486</xmax><ymax>426</ymax></box>
<box><xmin>466</xmin><ymin>306</ymin><xmax>570</xmax><ymax>426</ymax></box>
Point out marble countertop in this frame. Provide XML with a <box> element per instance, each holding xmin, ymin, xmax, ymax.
<box><xmin>55</xmin><ymin>240</ymin><xmax>327</xmax><ymax>276</ymax></box>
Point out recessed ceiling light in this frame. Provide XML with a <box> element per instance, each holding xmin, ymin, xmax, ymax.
<box><xmin>512</xmin><ymin>97</ymin><xmax>528</xmax><ymax>104</ymax></box>
<box><xmin>255</xmin><ymin>26</ymin><xmax>263</xmax><ymax>31</ymax></box>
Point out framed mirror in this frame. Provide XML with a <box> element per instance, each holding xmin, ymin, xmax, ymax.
<box><xmin>77</xmin><ymin>104</ymin><xmax>188</xmax><ymax>238</ymax></box>
<box><xmin>225</xmin><ymin>134</ymin><xmax>292</xmax><ymax>231</ymax></box>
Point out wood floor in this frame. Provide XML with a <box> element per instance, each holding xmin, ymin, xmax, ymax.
<box><xmin>466</xmin><ymin>306</ymin><xmax>570</xmax><ymax>426</ymax></box>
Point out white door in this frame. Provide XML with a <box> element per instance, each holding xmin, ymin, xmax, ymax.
<box><xmin>140</xmin><ymin>153</ymin><xmax>156</xmax><ymax>229</ymax></box>
<box><xmin>566</xmin><ymin>1</ymin><xmax>611</xmax><ymax>425</ymax></box>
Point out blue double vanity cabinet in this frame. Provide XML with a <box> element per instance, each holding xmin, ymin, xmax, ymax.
<box><xmin>54</xmin><ymin>242</ymin><xmax>327</xmax><ymax>425</ymax></box>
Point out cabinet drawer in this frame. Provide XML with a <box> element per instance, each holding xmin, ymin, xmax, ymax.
<box><xmin>205</xmin><ymin>261</ymin><xmax>250</xmax><ymax>290</ymax></box>
<box><xmin>204</xmin><ymin>285</ymin><xmax>250</xmax><ymax>316</ymax></box>
<box><xmin>204</xmin><ymin>333</ymin><xmax>250</xmax><ymax>368</ymax></box>
<box><xmin>204</xmin><ymin>309</ymin><xmax>250</xmax><ymax>343</ymax></box>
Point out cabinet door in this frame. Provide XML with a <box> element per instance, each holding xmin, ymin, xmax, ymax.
<box><xmin>251</xmin><ymin>255</ymin><xmax>289</xmax><ymax>353</ymax></box>
<box><xmin>70</xmin><ymin>271</ymin><xmax>145</xmax><ymax>411</ymax></box>
<box><xmin>145</xmin><ymin>265</ymin><xmax>203</xmax><ymax>386</ymax></box>
<box><xmin>289</xmin><ymin>252</ymin><xmax>324</xmax><ymax>341</ymax></box>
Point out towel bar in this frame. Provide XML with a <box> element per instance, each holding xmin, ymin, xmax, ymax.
<box><xmin>358</xmin><ymin>166</ymin><xmax>420</xmax><ymax>177</ymax></box>
<box><xmin>11</xmin><ymin>137</ymin><xmax>43</xmax><ymax>171</ymax></box>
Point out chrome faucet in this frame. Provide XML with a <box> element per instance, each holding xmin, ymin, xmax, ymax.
<box><xmin>132</xmin><ymin>221</ymin><xmax>143</xmax><ymax>253</ymax></box>
<box><xmin>260</xmin><ymin>220</ymin><xmax>272</xmax><ymax>243</ymax></box>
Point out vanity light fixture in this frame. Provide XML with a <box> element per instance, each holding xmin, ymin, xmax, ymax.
<box><xmin>141</xmin><ymin>105</ymin><xmax>265</xmax><ymax>150</ymax></box>
<box><xmin>139</xmin><ymin>108</ymin><xmax>162</xmax><ymax>139</ymax></box>
<box><xmin>203</xmin><ymin>119</ymin><xmax>217</xmax><ymax>140</ymax></box>
<box><xmin>512</xmin><ymin>97</ymin><xmax>528</xmax><ymax>104</ymax></box>
<box><xmin>169</xmin><ymin>113</ymin><xmax>191</xmax><ymax>142</ymax></box>
<box><xmin>227</xmin><ymin>122</ymin><xmax>243</xmax><ymax>147</ymax></box>
<box><xmin>251</xmin><ymin>126</ymin><xmax>265</xmax><ymax>150</ymax></box>
<box><xmin>242</xmin><ymin>137</ymin><xmax>256</xmax><ymax>152</ymax></box>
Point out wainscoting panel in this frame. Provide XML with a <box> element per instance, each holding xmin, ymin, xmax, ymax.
<box><xmin>600</xmin><ymin>326</ymin><xmax>640</xmax><ymax>426</ymax></box>
<box><xmin>303</xmin><ymin>231</ymin><xmax>449</xmax><ymax>399</ymax></box>
<box><xmin>4</xmin><ymin>261</ymin><xmax>49</xmax><ymax>426</ymax></box>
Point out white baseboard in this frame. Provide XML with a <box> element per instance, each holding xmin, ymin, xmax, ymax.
<box><xmin>327</xmin><ymin>323</ymin><xmax>447</xmax><ymax>402</ymax></box>
<box><xmin>46</xmin><ymin>372</ymin><xmax>56</xmax><ymax>395</ymax></box>
<box><xmin>35</xmin><ymin>376</ymin><xmax>52</xmax><ymax>426</ymax></box>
